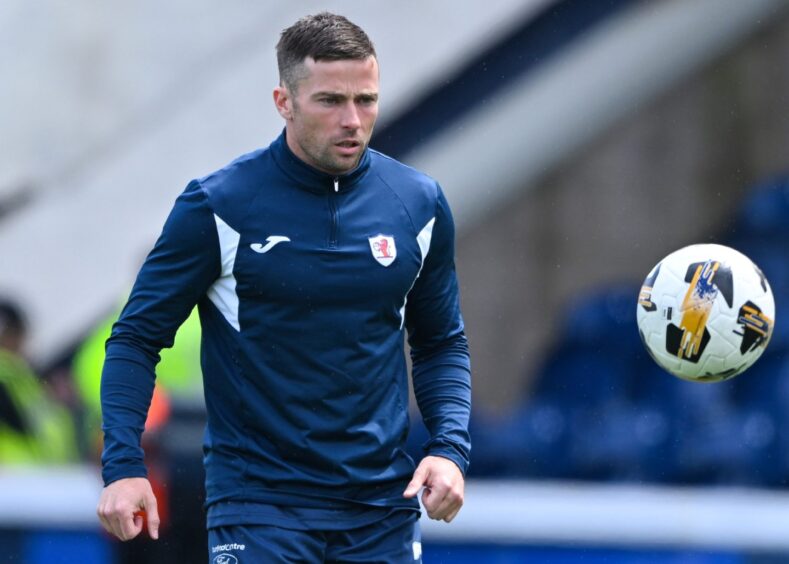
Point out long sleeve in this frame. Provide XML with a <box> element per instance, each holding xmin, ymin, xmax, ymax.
<box><xmin>100</xmin><ymin>181</ymin><xmax>220</xmax><ymax>485</ymax></box>
<box><xmin>405</xmin><ymin>186</ymin><xmax>472</xmax><ymax>475</ymax></box>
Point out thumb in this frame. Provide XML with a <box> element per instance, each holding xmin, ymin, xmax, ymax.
<box><xmin>143</xmin><ymin>492</ymin><xmax>160</xmax><ymax>540</ymax></box>
<box><xmin>403</xmin><ymin>464</ymin><xmax>429</xmax><ymax>498</ymax></box>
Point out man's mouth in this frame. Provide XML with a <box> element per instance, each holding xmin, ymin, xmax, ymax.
<box><xmin>335</xmin><ymin>139</ymin><xmax>361</xmax><ymax>156</ymax></box>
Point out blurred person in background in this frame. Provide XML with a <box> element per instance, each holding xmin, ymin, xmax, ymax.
<box><xmin>96</xmin><ymin>11</ymin><xmax>471</xmax><ymax>563</ymax></box>
<box><xmin>74</xmin><ymin>304</ymin><xmax>205</xmax><ymax>564</ymax></box>
<box><xmin>0</xmin><ymin>297</ymin><xmax>79</xmax><ymax>464</ymax></box>
<box><xmin>73</xmin><ymin>305</ymin><xmax>203</xmax><ymax>460</ymax></box>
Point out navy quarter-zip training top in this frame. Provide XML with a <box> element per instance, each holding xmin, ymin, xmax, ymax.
<box><xmin>100</xmin><ymin>131</ymin><xmax>471</xmax><ymax>523</ymax></box>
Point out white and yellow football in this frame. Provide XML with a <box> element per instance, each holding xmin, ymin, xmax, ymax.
<box><xmin>637</xmin><ymin>244</ymin><xmax>775</xmax><ymax>382</ymax></box>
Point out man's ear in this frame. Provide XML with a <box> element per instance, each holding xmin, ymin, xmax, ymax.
<box><xmin>273</xmin><ymin>86</ymin><xmax>293</xmax><ymax>120</ymax></box>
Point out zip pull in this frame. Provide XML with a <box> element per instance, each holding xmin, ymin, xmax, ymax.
<box><xmin>333</xmin><ymin>178</ymin><xmax>339</xmax><ymax>193</ymax></box>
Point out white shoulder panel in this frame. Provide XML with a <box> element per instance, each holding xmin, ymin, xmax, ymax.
<box><xmin>207</xmin><ymin>213</ymin><xmax>241</xmax><ymax>331</ymax></box>
<box><xmin>400</xmin><ymin>217</ymin><xmax>436</xmax><ymax>329</ymax></box>
<box><xmin>416</xmin><ymin>217</ymin><xmax>436</xmax><ymax>261</ymax></box>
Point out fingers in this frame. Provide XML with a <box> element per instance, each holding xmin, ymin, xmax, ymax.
<box><xmin>97</xmin><ymin>498</ymin><xmax>142</xmax><ymax>541</ymax></box>
<box><xmin>96</xmin><ymin>477</ymin><xmax>159</xmax><ymax>542</ymax></box>
<box><xmin>444</xmin><ymin>505</ymin><xmax>462</xmax><ymax>523</ymax></box>
<box><xmin>421</xmin><ymin>480</ymin><xmax>463</xmax><ymax>522</ymax></box>
<box><xmin>412</xmin><ymin>456</ymin><xmax>465</xmax><ymax>522</ymax></box>
<box><xmin>403</xmin><ymin>464</ymin><xmax>429</xmax><ymax>498</ymax></box>
<box><xmin>97</xmin><ymin>509</ymin><xmax>112</xmax><ymax>537</ymax></box>
<box><xmin>121</xmin><ymin>513</ymin><xmax>144</xmax><ymax>541</ymax></box>
<box><xmin>144</xmin><ymin>492</ymin><xmax>160</xmax><ymax>540</ymax></box>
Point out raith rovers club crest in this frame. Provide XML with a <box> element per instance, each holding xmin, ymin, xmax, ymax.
<box><xmin>368</xmin><ymin>234</ymin><xmax>396</xmax><ymax>267</ymax></box>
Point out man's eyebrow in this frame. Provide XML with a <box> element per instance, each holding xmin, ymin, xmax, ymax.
<box><xmin>311</xmin><ymin>91</ymin><xmax>379</xmax><ymax>99</ymax></box>
<box><xmin>312</xmin><ymin>91</ymin><xmax>345</xmax><ymax>98</ymax></box>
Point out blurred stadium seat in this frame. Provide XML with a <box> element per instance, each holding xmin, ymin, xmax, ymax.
<box><xmin>732</xmin><ymin>175</ymin><xmax>789</xmax><ymax>238</ymax></box>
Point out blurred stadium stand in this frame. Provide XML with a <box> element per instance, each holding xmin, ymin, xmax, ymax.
<box><xmin>3</xmin><ymin>0</ymin><xmax>789</xmax><ymax>562</ymax></box>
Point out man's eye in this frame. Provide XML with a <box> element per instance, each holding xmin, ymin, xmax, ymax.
<box><xmin>320</xmin><ymin>98</ymin><xmax>338</xmax><ymax>105</ymax></box>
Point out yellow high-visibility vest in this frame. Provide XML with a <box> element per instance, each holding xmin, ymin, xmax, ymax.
<box><xmin>72</xmin><ymin>306</ymin><xmax>203</xmax><ymax>443</ymax></box>
<box><xmin>0</xmin><ymin>350</ymin><xmax>79</xmax><ymax>464</ymax></box>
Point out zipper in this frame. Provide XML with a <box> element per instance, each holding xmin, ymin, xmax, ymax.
<box><xmin>328</xmin><ymin>177</ymin><xmax>339</xmax><ymax>248</ymax></box>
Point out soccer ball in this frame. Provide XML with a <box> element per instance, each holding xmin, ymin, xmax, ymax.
<box><xmin>636</xmin><ymin>243</ymin><xmax>775</xmax><ymax>382</ymax></box>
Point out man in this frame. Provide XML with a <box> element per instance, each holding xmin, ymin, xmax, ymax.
<box><xmin>0</xmin><ymin>298</ymin><xmax>79</xmax><ymax>464</ymax></box>
<box><xmin>97</xmin><ymin>12</ymin><xmax>471</xmax><ymax>563</ymax></box>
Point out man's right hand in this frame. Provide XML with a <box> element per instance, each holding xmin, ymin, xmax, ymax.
<box><xmin>96</xmin><ymin>477</ymin><xmax>160</xmax><ymax>541</ymax></box>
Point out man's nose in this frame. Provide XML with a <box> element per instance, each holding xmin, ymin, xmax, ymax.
<box><xmin>340</xmin><ymin>102</ymin><xmax>361</xmax><ymax>129</ymax></box>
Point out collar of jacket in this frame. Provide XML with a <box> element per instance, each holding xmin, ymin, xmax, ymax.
<box><xmin>270</xmin><ymin>129</ymin><xmax>372</xmax><ymax>194</ymax></box>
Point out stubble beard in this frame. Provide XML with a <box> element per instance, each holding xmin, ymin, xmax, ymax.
<box><xmin>298</xmin><ymin>130</ymin><xmax>367</xmax><ymax>175</ymax></box>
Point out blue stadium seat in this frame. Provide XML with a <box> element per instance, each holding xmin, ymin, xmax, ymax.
<box><xmin>637</xmin><ymin>364</ymin><xmax>749</xmax><ymax>485</ymax></box>
<box><xmin>733</xmin><ymin>174</ymin><xmax>789</xmax><ymax>238</ymax></box>
<box><xmin>468</xmin><ymin>402</ymin><xmax>575</xmax><ymax>479</ymax></box>
<box><xmin>729</xmin><ymin>352</ymin><xmax>789</xmax><ymax>486</ymax></box>
<box><xmin>628</xmin><ymin>358</ymin><xmax>752</xmax><ymax>484</ymax></box>
<box><xmin>560</xmin><ymin>284</ymin><xmax>642</xmax><ymax>353</ymax></box>
<box><xmin>731</xmin><ymin>351</ymin><xmax>789</xmax><ymax>410</ymax></box>
<box><xmin>514</xmin><ymin>284</ymin><xmax>654</xmax><ymax>481</ymax></box>
<box><xmin>532</xmin><ymin>346</ymin><xmax>631</xmax><ymax>407</ymax></box>
<box><xmin>533</xmin><ymin>283</ymin><xmax>646</xmax><ymax>402</ymax></box>
<box><xmin>566</xmin><ymin>397</ymin><xmax>674</xmax><ymax>482</ymax></box>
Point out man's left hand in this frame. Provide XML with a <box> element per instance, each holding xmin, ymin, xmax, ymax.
<box><xmin>403</xmin><ymin>455</ymin><xmax>464</xmax><ymax>522</ymax></box>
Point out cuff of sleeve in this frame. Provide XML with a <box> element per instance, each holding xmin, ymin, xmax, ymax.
<box><xmin>425</xmin><ymin>443</ymin><xmax>469</xmax><ymax>476</ymax></box>
<box><xmin>102</xmin><ymin>461</ymin><xmax>148</xmax><ymax>487</ymax></box>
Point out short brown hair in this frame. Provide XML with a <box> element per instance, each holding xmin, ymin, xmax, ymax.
<box><xmin>276</xmin><ymin>12</ymin><xmax>376</xmax><ymax>92</ymax></box>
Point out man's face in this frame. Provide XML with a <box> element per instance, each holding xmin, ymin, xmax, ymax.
<box><xmin>275</xmin><ymin>56</ymin><xmax>379</xmax><ymax>175</ymax></box>
<box><xmin>0</xmin><ymin>330</ymin><xmax>24</xmax><ymax>355</ymax></box>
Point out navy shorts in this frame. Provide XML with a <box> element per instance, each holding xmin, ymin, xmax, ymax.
<box><xmin>207</xmin><ymin>509</ymin><xmax>422</xmax><ymax>563</ymax></box>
